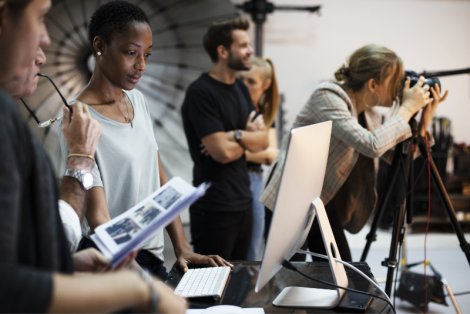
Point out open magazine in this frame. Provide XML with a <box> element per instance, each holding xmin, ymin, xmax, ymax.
<box><xmin>91</xmin><ymin>177</ymin><xmax>210</xmax><ymax>267</ymax></box>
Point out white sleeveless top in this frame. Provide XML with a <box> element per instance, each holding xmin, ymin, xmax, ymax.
<box><xmin>59</xmin><ymin>89</ymin><xmax>164</xmax><ymax>261</ymax></box>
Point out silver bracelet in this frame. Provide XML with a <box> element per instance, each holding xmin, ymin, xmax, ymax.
<box><xmin>139</xmin><ymin>270</ymin><xmax>160</xmax><ymax>313</ymax></box>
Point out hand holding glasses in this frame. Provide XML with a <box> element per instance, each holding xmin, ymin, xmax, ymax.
<box><xmin>20</xmin><ymin>73</ymin><xmax>72</xmax><ymax>128</ymax></box>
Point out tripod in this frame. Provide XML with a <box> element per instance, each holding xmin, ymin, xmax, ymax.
<box><xmin>360</xmin><ymin>118</ymin><xmax>470</xmax><ymax>297</ymax></box>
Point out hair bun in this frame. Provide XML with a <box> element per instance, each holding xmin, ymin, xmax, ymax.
<box><xmin>334</xmin><ymin>64</ymin><xmax>350</xmax><ymax>82</ymax></box>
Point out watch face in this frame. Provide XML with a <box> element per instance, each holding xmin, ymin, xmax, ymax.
<box><xmin>235</xmin><ymin>130</ymin><xmax>242</xmax><ymax>141</ymax></box>
<box><xmin>83</xmin><ymin>172</ymin><xmax>94</xmax><ymax>189</ymax></box>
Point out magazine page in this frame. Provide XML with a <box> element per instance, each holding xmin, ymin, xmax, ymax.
<box><xmin>110</xmin><ymin>182</ymin><xmax>209</xmax><ymax>267</ymax></box>
<box><xmin>91</xmin><ymin>177</ymin><xmax>205</xmax><ymax>263</ymax></box>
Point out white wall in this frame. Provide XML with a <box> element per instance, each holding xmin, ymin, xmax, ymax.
<box><xmin>235</xmin><ymin>0</ymin><xmax>470</xmax><ymax>144</ymax></box>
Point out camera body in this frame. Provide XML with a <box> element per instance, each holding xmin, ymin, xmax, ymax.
<box><xmin>405</xmin><ymin>70</ymin><xmax>441</xmax><ymax>90</ymax></box>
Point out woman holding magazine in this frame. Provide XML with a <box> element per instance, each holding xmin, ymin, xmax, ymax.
<box><xmin>58</xmin><ymin>0</ymin><xmax>231</xmax><ymax>280</ymax></box>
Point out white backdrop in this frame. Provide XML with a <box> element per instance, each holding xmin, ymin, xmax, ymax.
<box><xmin>234</xmin><ymin>0</ymin><xmax>470</xmax><ymax>144</ymax></box>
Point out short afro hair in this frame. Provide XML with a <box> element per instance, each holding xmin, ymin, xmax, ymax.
<box><xmin>203</xmin><ymin>18</ymin><xmax>249</xmax><ymax>63</ymax></box>
<box><xmin>88</xmin><ymin>1</ymin><xmax>149</xmax><ymax>54</ymax></box>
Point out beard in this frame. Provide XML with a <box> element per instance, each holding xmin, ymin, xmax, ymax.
<box><xmin>227</xmin><ymin>52</ymin><xmax>250</xmax><ymax>71</ymax></box>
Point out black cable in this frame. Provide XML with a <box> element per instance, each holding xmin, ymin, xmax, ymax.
<box><xmin>282</xmin><ymin>260</ymin><xmax>396</xmax><ymax>313</ymax></box>
<box><xmin>379</xmin><ymin>303</ymin><xmax>390</xmax><ymax>314</ymax></box>
<box><xmin>446</xmin><ymin>291</ymin><xmax>470</xmax><ymax>297</ymax></box>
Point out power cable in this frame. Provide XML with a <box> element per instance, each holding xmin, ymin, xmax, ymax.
<box><xmin>282</xmin><ymin>258</ymin><xmax>396</xmax><ymax>313</ymax></box>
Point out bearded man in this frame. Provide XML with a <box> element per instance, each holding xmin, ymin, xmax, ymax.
<box><xmin>181</xmin><ymin>18</ymin><xmax>268</xmax><ymax>260</ymax></box>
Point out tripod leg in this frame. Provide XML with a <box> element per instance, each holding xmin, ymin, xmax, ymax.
<box><xmin>418</xmin><ymin>142</ymin><xmax>470</xmax><ymax>265</ymax></box>
<box><xmin>361</xmin><ymin>143</ymin><xmax>404</xmax><ymax>262</ymax></box>
<box><xmin>384</xmin><ymin>203</ymin><xmax>406</xmax><ymax>296</ymax></box>
<box><xmin>383</xmin><ymin>142</ymin><xmax>413</xmax><ymax>297</ymax></box>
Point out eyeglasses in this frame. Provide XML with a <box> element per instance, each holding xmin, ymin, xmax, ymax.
<box><xmin>20</xmin><ymin>73</ymin><xmax>72</xmax><ymax>128</ymax></box>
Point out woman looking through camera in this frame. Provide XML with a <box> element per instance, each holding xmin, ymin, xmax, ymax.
<box><xmin>260</xmin><ymin>44</ymin><xmax>448</xmax><ymax>261</ymax></box>
<box><xmin>239</xmin><ymin>57</ymin><xmax>279</xmax><ymax>261</ymax></box>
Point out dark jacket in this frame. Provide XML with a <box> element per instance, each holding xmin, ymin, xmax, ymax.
<box><xmin>0</xmin><ymin>89</ymin><xmax>73</xmax><ymax>313</ymax></box>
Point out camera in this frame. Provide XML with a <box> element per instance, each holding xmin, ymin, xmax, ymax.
<box><xmin>405</xmin><ymin>70</ymin><xmax>441</xmax><ymax>90</ymax></box>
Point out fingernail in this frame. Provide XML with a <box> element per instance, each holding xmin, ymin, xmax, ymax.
<box><xmin>184</xmin><ymin>267</ymin><xmax>188</xmax><ymax>272</ymax></box>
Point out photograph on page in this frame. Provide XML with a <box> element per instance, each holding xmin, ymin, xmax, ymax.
<box><xmin>153</xmin><ymin>186</ymin><xmax>182</xmax><ymax>210</ymax></box>
<box><xmin>91</xmin><ymin>177</ymin><xmax>200</xmax><ymax>255</ymax></box>
<box><xmin>106</xmin><ymin>217</ymin><xmax>141</xmax><ymax>245</ymax></box>
<box><xmin>130</xmin><ymin>202</ymin><xmax>163</xmax><ymax>228</ymax></box>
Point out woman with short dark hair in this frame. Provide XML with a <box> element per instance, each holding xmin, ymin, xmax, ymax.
<box><xmin>58</xmin><ymin>0</ymin><xmax>231</xmax><ymax>279</ymax></box>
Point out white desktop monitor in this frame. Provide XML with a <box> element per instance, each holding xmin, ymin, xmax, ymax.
<box><xmin>255</xmin><ymin>121</ymin><xmax>349</xmax><ymax>309</ymax></box>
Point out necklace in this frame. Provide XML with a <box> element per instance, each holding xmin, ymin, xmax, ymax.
<box><xmin>115</xmin><ymin>92</ymin><xmax>133</xmax><ymax>128</ymax></box>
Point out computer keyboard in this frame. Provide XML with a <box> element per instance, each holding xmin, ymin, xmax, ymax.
<box><xmin>174</xmin><ymin>266</ymin><xmax>231</xmax><ymax>300</ymax></box>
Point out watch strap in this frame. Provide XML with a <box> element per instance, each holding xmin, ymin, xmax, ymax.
<box><xmin>64</xmin><ymin>169</ymin><xmax>93</xmax><ymax>190</ymax></box>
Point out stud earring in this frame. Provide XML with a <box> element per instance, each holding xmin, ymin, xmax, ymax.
<box><xmin>97</xmin><ymin>52</ymin><xmax>101</xmax><ymax>56</ymax></box>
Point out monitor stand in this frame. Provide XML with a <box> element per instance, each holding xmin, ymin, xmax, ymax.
<box><xmin>272</xmin><ymin>198</ymin><xmax>349</xmax><ymax>309</ymax></box>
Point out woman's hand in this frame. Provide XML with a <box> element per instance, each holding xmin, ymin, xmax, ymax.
<box><xmin>419</xmin><ymin>83</ymin><xmax>449</xmax><ymax>137</ymax></box>
<box><xmin>73</xmin><ymin>248</ymin><xmax>138</xmax><ymax>273</ymax></box>
<box><xmin>246</xmin><ymin>111</ymin><xmax>266</xmax><ymax>132</ymax></box>
<box><xmin>175</xmin><ymin>247</ymin><xmax>233</xmax><ymax>272</ymax></box>
<box><xmin>397</xmin><ymin>76</ymin><xmax>432</xmax><ymax>122</ymax></box>
<box><xmin>402</xmin><ymin>76</ymin><xmax>432</xmax><ymax>111</ymax></box>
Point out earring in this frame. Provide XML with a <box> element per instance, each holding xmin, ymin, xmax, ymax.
<box><xmin>363</xmin><ymin>91</ymin><xmax>380</xmax><ymax>108</ymax></box>
<box><xmin>97</xmin><ymin>52</ymin><xmax>101</xmax><ymax>56</ymax></box>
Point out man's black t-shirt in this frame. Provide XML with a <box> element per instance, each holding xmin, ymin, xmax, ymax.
<box><xmin>181</xmin><ymin>73</ymin><xmax>256</xmax><ymax>212</ymax></box>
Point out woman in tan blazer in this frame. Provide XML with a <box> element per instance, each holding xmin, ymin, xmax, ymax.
<box><xmin>260</xmin><ymin>45</ymin><xmax>448</xmax><ymax>261</ymax></box>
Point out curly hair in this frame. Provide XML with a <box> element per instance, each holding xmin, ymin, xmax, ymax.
<box><xmin>88</xmin><ymin>0</ymin><xmax>149</xmax><ymax>54</ymax></box>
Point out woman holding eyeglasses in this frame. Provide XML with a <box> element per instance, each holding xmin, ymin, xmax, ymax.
<box><xmin>0</xmin><ymin>0</ymin><xmax>188</xmax><ymax>313</ymax></box>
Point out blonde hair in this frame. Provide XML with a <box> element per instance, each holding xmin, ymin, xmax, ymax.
<box><xmin>334</xmin><ymin>44</ymin><xmax>404</xmax><ymax>101</ymax></box>
<box><xmin>251</xmin><ymin>57</ymin><xmax>279</xmax><ymax>128</ymax></box>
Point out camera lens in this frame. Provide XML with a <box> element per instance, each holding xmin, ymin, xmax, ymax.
<box><xmin>425</xmin><ymin>77</ymin><xmax>441</xmax><ymax>89</ymax></box>
<box><xmin>406</xmin><ymin>74</ymin><xmax>441</xmax><ymax>90</ymax></box>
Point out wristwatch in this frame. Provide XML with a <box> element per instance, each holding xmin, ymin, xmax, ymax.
<box><xmin>64</xmin><ymin>169</ymin><xmax>94</xmax><ymax>190</ymax></box>
<box><xmin>234</xmin><ymin>129</ymin><xmax>243</xmax><ymax>143</ymax></box>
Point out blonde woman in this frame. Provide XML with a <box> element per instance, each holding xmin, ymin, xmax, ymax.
<box><xmin>240</xmin><ymin>57</ymin><xmax>280</xmax><ymax>260</ymax></box>
<box><xmin>260</xmin><ymin>45</ymin><xmax>448</xmax><ymax>261</ymax></box>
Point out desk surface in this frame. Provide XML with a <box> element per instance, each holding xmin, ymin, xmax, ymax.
<box><xmin>166</xmin><ymin>261</ymin><xmax>392</xmax><ymax>313</ymax></box>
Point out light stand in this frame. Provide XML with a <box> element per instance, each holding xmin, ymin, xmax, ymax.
<box><xmin>236</xmin><ymin>0</ymin><xmax>320</xmax><ymax>56</ymax></box>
